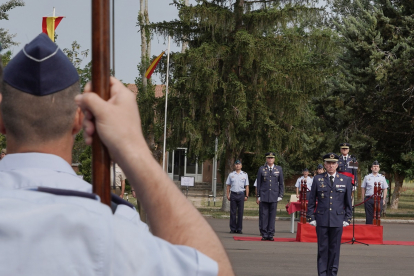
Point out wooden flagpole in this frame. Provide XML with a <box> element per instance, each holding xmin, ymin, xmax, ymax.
<box><xmin>91</xmin><ymin>0</ymin><xmax>111</xmax><ymax>206</ymax></box>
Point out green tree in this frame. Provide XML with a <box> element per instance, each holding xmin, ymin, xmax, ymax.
<box><xmin>149</xmin><ymin>0</ymin><xmax>338</xmax><ymax>211</ymax></box>
<box><xmin>321</xmin><ymin>0</ymin><xmax>414</xmax><ymax>208</ymax></box>
<box><xmin>0</xmin><ymin>0</ymin><xmax>25</xmax><ymax>51</ymax></box>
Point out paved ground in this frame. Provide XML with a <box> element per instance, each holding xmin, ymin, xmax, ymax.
<box><xmin>206</xmin><ymin>217</ymin><xmax>414</xmax><ymax>276</ymax></box>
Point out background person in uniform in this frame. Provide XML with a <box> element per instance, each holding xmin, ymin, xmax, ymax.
<box><xmin>0</xmin><ymin>148</ymin><xmax>6</xmax><ymax>160</ymax></box>
<box><xmin>315</xmin><ymin>163</ymin><xmax>325</xmax><ymax>176</ymax></box>
<box><xmin>110</xmin><ymin>161</ymin><xmax>126</xmax><ymax>198</ymax></box>
<box><xmin>337</xmin><ymin>143</ymin><xmax>358</xmax><ymax>187</ymax></box>
<box><xmin>256</xmin><ymin>152</ymin><xmax>284</xmax><ymax>241</ymax></box>
<box><xmin>0</xmin><ymin>33</ymin><xmax>233</xmax><ymax>275</ymax></box>
<box><xmin>295</xmin><ymin>168</ymin><xmax>313</xmax><ymax>200</ymax></box>
<box><xmin>361</xmin><ymin>161</ymin><xmax>388</xmax><ymax>224</ymax></box>
<box><xmin>226</xmin><ymin>160</ymin><xmax>249</xmax><ymax>234</ymax></box>
<box><xmin>307</xmin><ymin>153</ymin><xmax>352</xmax><ymax>276</ymax></box>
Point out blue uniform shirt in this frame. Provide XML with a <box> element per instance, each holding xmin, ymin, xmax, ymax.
<box><xmin>361</xmin><ymin>173</ymin><xmax>388</xmax><ymax>196</ymax></box>
<box><xmin>226</xmin><ymin>170</ymin><xmax>249</xmax><ymax>192</ymax></box>
<box><xmin>0</xmin><ymin>153</ymin><xmax>218</xmax><ymax>276</ymax></box>
<box><xmin>295</xmin><ymin>176</ymin><xmax>313</xmax><ymax>191</ymax></box>
<box><xmin>337</xmin><ymin>154</ymin><xmax>358</xmax><ymax>185</ymax></box>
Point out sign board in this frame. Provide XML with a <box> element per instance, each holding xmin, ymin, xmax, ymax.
<box><xmin>181</xmin><ymin>176</ymin><xmax>195</xmax><ymax>187</ymax></box>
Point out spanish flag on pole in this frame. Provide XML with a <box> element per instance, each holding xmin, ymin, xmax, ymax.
<box><xmin>42</xmin><ymin>16</ymin><xmax>64</xmax><ymax>42</ymax></box>
<box><xmin>145</xmin><ymin>51</ymin><xmax>165</xmax><ymax>79</ymax></box>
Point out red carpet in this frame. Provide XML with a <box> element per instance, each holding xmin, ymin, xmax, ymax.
<box><xmin>383</xmin><ymin>241</ymin><xmax>414</xmax><ymax>246</ymax></box>
<box><xmin>233</xmin><ymin>236</ymin><xmax>297</xmax><ymax>242</ymax></box>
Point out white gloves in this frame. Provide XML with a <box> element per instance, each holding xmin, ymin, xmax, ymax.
<box><xmin>258</xmin><ymin>197</ymin><xmax>260</xmax><ymax>201</ymax></box>
<box><xmin>343</xmin><ymin>221</ymin><xmax>349</xmax><ymax>227</ymax></box>
<box><xmin>309</xmin><ymin>220</ymin><xmax>317</xmax><ymax>227</ymax></box>
<box><xmin>277</xmin><ymin>197</ymin><xmax>282</xmax><ymax>202</ymax></box>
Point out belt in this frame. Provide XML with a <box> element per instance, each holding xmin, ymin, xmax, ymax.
<box><xmin>231</xmin><ymin>191</ymin><xmax>244</xmax><ymax>194</ymax></box>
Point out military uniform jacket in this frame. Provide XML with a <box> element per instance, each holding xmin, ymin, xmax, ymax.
<box><xmin>256</xmin><ymin>165</ymin><xmax>284</xmax><ymax>203</ymax></box>
<box><xmin>0</xmin><ymin>153</ymin><xmax>218</xmax><ymax>276</ymax></box>
<box><xmin>337</xmin><ymin>155</ymin><xmax>358</xmax><ymax>185</ymax></box>
<box><xmin>307</xmin><ymin>173</ymin><xmax>352</xmax><ymax>227</ymax></box>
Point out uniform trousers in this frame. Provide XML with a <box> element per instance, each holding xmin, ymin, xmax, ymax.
<box><xmin>364</xmin><ymin>196</ymin><xmax>384</xmax><ymax>224</ymax></box>
<box><xmin>260</xmin><ymin>201</ymin><xmax>277</xmax><ymax>238</ymax></box>
<box><xmin>230</xmin><ymin>192</ymin><xmax>245</xmax><ymax>231</ymax></box>
<box><xmin>316</xmin><ymin>226</ymin><xmax>343</xmax><ymax>276</ymax></box>
<box><xmin>111</xmin><ymin>187</ymin><xmax>121</xmax><ymax>196</ymax></box>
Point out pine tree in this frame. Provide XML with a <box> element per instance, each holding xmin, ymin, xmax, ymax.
<box><xmin>148</xmin><ymin>0</ymin><xmax>337</xmax><ymax>211</ymax></box>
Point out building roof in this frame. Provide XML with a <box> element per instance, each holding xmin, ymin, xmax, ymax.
<box><xmin>126</xmin><ymin>84</ymin><xmax>165</xmax><ymax>98</ymax></box>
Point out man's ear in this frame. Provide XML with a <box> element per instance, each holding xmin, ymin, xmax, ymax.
<box><xmin>72</xmin><ymin>106</ymin><xmax>84</xmax><ymax>135</ymax></box>
<box><xmin>0</xmin><ymin>94</ymin><xmax>6</xmax><ymax>135</ymax></box>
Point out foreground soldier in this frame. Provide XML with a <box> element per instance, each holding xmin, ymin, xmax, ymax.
<box><xmin>0</xmin><ymin>34</ymin><xmax>233</xmax><ymax>275</ymax></box>
<box><xmin>307</xmin><ymin>153</ymin><xmax>352</xmax><ymax>276</ymax></box>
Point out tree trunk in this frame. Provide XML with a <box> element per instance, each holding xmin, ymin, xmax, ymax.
<box><xmin>181</xmin><ymin>0</ymin><xmax>189</xmax><ymax>53</ymax></box>
<box><xmin>221</xmin><ymin>148</ymin><xmax>235</xmax><ymax>212</ymax></box>
<box><xmin>390</xmin><ymin>171</ymin><xmax>405</xmax><ymax>209</ymax></box>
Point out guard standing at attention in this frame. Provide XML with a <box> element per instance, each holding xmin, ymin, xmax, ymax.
<box><xmin>307</xmin><ymin>153</ymin><xmax>352</xmax><ymax>276</ymax></box>
<box><xmin>256</xmin><ymin>152</ymin><xmax>284</xmax><ymax>241</ymax></box>
<box><xmin>361</xmin><ymin>161</ymin><xmax>388</xmax><ymax>224</ymax></box>
<box><xmin>337</xmin><ymin>143</ymin><xmax>358</xmax><ymax>187</ymax></box>
<box><xmin>226</xmin><ymin>160</ymin><xmax>249</xmax><ymax>234</ymax></box>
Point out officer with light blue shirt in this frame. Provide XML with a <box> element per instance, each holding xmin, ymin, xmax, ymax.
<box><xmin>226</xmin><ymin>160</ymin><xmax>249</xmax><ymax>234</ymax></box>
<box><xmin>307</xmin><ymin>153</ymin><xmax>352</xmax><ymax>276</ymax></box>
<box><xmin>295</xmin><ymin>168</ymin><xmax>313</xmax><ymax>200</ymax></box>
<box><xmin>0</xmin><ymin>34</ymin><xmax>232</xmax><ymax>276</ymax></box>
<box><xmin>361</xmin><ymin>161</ymin><xmax>388</xmax><ymax>224</ymax></box>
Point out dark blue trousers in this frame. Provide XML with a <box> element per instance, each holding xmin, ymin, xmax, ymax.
<box><xmin>260</xmin><ymin>201</ymin><xmax>277</xmax><ymax>238</ymax></box>
<box><xmin>364</xmin><ymin>196</ymin><xmax>384</xmax><ymax>224</ymax></box>
<box><xmin>230</xmin><ymin>192</ymin><xmax>245</xmax><ymax>231</ymax></box>
<box><xmin>316</xmin><ymin>226</ymin><xmax>343</xmax><ymax>276</ymax></box>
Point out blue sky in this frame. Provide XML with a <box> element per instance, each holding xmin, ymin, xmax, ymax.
<box><xmin>2</xmin><ymin>0</ymin><xmax>196</xmax><ymax>84</ymax></box>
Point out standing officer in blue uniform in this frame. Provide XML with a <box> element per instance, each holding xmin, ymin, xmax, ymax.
<box><xmin>361</xmin><ymin>161</ymin><xmax>388</xmax><ymax>224</ymax></box>
<box><xmin>337</xmin><ymin>143</ymin><xmax>358</xmax><ymax>187</ymax></box>
<box><xmin>256</xmin><ymin>152</ymin><xmax>284</xmax><ymax>241</ymax></box>
<box><xmin>307</xmin><ymin>153</ymin><xmax>352</xmax><ymax>276</ymax></box>
<box><xmin>226</xmin><ymin>160</ymin><xmax>249</xmax><ymax>234</ymax></box>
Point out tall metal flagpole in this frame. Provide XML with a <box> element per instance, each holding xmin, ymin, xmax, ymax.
<box><xmin>162</xmin><ymin>36</ymin><xmax>171</xmax><ymax>171</ymax></box>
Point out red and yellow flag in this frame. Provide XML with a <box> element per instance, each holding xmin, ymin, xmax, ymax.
<box><xmin>145</xmin><ymin>51</ymin><xmax>165</xmax><ymax>79</ymax></box>
<box><xmin>42</xmin><ymin>16</ymin><xmax>64</xmax><ymax>42</ymax></box>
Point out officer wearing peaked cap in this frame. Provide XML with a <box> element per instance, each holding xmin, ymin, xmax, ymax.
<box><xmin>307</xmin><ymin>153</ymin><xmax>352</xmax><ymax>276</ymax></box>
<box><xmin>0</xmin><ymin>34</ymin><xmax>224</xmax><ymax>275</ymax></box>
<box><xmin>256</xmin><ymin>152</ymin><xmax>284</xmax><ymax>241</ymax></box>
<box><xmin>361</xmin><ymin>161</ymin><xmax>388</xmax><ymax>224</ymax></box>
<box><xmin>226</xmin><ymin>160</ymin><xmax>249</xmax><ymax>234</ymax></box>
<box><xmin>337</xmin><ymin>143</ymin><xmax>358</xmax><ymax>187</ymax></box>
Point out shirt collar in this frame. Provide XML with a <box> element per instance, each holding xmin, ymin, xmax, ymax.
<box><xmin>0</xmin><ymin>153</ymin><xmax>77</xmax><ymax>176</ymax></box>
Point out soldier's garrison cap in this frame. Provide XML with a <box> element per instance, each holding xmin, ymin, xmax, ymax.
<box><xmin>265</xmin><ymin>152</ymin><xmax>275</xmax><ymax>158</ymax></box>
<box><xmin>317</xmin><ymin>164</ymin><xmax>323</xmax><ymax>170</ymax></box>
<box><xmin>234</xmin><ymin>160</ymin><xmax>241</xmax><ymax>164</ymax></box>
<box><xmin>323</xmin><ymin>153</ymin><xmax>339</xmax><ymax>162</ymax></box>
<box><xmin>3</xmin><ymin>33</ymin><xmax>79</xmax><ymax>96</ymax></box>
<box><xmin>372</xmin><ymin>160</ymin><xmax>380</xmax><ymax>166</ymax></box>
<box><xmin>339</xmin><ymin>143</ymin><xmax>351</xmax><ymax>149</ymax></box>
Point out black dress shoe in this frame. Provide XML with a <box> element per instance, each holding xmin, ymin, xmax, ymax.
<box><xmin>230</xmin><ymin>230</ymin><xmax>236</xmax><ymax>233</ymax></box>
<box><xmin>268</xmin><ymin>237</ymin><xmax>274</xmax><ymax>241</ymax></box>
<box><xmin>238</xmin><ymin>231</ymin><xmax>243</xmax><ymax>234</ymax></box>
<box><xmin>261</xmin><ymin>237</ymin><xmax>267</xmax><ymax>241</ymax></box>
